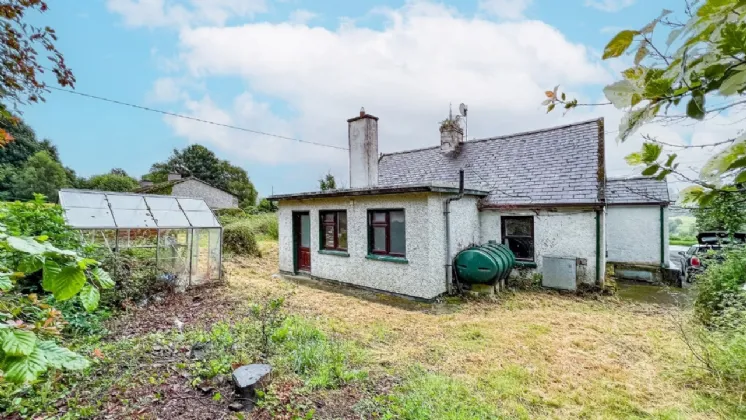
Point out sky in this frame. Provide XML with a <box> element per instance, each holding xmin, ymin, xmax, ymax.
<box><xmin>19</xmin><ymin>0</ymin><xmax>741</xmax><ymax>198</ymax></box>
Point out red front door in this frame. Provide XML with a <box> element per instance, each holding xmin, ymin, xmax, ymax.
<box><xmin>294</xmin><ymin>212</ymin><xmax>311</xmax><ymax>272</ymax></box>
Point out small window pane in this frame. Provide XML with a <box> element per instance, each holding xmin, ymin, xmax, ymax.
<box><xmin>337</xmin><ymin>212</ymin><xmax>347</xmax><ymax>250</ymax></box>
<box><xmin>505</xmin><ymin>237</ymin><xmax>533</xmax><ymax>260</ymax></box>
<box><xmin>324</xmin><ymin>213</ymin><xmax>335</xmax><ymax>223</ymax></box>
<box><xmin>373</xmin><ymin>226</ymin><xmax>386</xmax><ymax>251</ymax></box>
<box><xmin>324</xmin><ymin>225</ymin><xmax>335</xmax><ymax>248</ymax></box>
<box><xmin>390</xmin><ymin>212</ymin><xmax>405</xmax><ymax>255</ymax></box>
<box><xmin>301</xmin><ymin>215</ymin><xmax>311</xmax><ymax>247</ymax></box>
<box><xmin>504</xmin><ymin>218</ymin><xmax>531</xmax><ymax>236</ymax></box>
<box><xmin>372</xmin><ymin>212</ymin><xmax>386</xmax><ymax>223</ymax></box>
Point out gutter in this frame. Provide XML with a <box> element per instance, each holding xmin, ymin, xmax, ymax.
<box><xmin>444</xmin><ymin>169</ymin><xmax>465</xmax><ymax>294</ymax></box>
<box><xmin>660</xmin><ymin>205</ymin><xmax>666</xmax><ymax>268</ymax></box>
<box><xmin>595</xmin><ymin>210</ymin><xmax>602</xmax><ymax>286</ymax></box>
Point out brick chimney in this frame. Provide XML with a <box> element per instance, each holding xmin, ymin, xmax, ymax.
<box><xmin>440</xmin><ymin>109</ymin><xmax>463</xmax><ymax>154</ymax></box>
<box><xmin>347</xmin><ymin>107</ymin><xmax>379</xmax><ymax>189</ymax></box>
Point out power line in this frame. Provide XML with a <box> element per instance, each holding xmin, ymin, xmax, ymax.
<box><xmin>47</xmin><ymin>86</ymin><xmax>349</xmax><ymax>151</ymax></box>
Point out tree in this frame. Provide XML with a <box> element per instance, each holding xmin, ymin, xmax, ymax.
<box><xmin>693</xmin><ymin>192</ymin><xmax>746</xmax><ymax>233</ymax></box>
<box><xmin>0</xmin><ymin>1</ymin><xmax>75</xmax><ymax>109</ymax></box>
<box><xmin>257</xmin><ymin>198</ymin><xmax>277</xmax><ymax>213</ymax></box>
<box><xmin>147</xmin><ymin>144</ymin><xmax>258</xmax><ymax>207</ymax></box>
<box><xmin>545</xmin><ymin>0</ymin><xmax>746</xmax><ymax>208</ymax></box>
<box><xmin>11</xmin><ymin>150</ymin><xmax>70</xmax><ymax>201</ymax></box>
<box><xmin>86</xmin><ymin>173</ymin><xmax>139</xmax><ymax>192</ymax></box>
<box><xmin>0</xmin><ymin>115</ymin><xmax>76</xmax><ymax>197</ymax></box>
<box><xmin>319</xmin><ymin>172</ymin><xmax>337</xmax><ymax>191</ymax></box>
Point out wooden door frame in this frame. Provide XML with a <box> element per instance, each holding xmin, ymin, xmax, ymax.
<box><xmin>292</xmin><ymin>211</ymin><xmax>310</xmax><ymax>274</ymax></box>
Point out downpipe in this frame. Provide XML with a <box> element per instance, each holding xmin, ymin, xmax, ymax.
<box><xmin>444</xmin><ymin>169</ymin><xmax>465</xmax><ymax>295</ymax></box>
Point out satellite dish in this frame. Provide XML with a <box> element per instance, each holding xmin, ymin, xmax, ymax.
<box><xmin>459</xmin><ymin>103</ymin><xmax>468</xmax><ymax>117</ymax></box>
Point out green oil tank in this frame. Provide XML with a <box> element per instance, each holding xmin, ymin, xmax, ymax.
<box><xmin>454</xmin><ymin>242</ymin><xmax>516</xmax><ymax>285</ymax></box>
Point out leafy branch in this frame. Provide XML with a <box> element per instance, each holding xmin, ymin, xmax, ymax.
<box><xmin>544</xmin><ymin>0</ymin><xmax>746</xmax><ymax>207</ymax></box>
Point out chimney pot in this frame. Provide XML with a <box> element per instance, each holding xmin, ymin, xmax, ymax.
<box><xmin>360</xmin><ymin>107</ymin><xmax>365</xmax><ymax>117</ymax></box>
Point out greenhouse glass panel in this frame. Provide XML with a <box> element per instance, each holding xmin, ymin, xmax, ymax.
<box><xmin>183</xmin><ymin>210</ymin><xmax>220</xmax><ymax>228</ymax></box>
<box><xmin>60</xmin><ymin>190</ymin><xmax>109</xmax><ymax>209</ymax></box>
<box><xmin>177</xmin><ymin>198</ymin><xmax>210</xmax><ymax>212</ymax></box>
<box><xmin>151</xmin><ymin>210</ymin><xmax>190</xmax><ymax>228</ymax></box>
<box><xmin>144</xmin><ymin>196</ymin><xmax>180</xmax><ymax>211</ymax></box>
<box><xmin>113</xmin><ymin>209</ymin><xmax>158</xmax><ymax>228</ymax></box>
<box><xmin>64</xmin><ymin>207</ymin><xmax>115</xmax><ymax>228</ymax></box>
<box><xmin>107</xmin><ymin>194</ymin><xmax>148</xmax><ymax>210</ymax></box>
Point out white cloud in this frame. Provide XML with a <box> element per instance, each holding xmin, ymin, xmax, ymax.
<box><xmin>478</xmin><ymin>0</ymin><xmax>533</xmax><ymax>20</ymax></box>
<box><xmin>107</xmin><ymin>0</ymin><xmax>267</xmax><ymax>28</ymax></box>
<box><xmin>167</xmin><ymin>1</ymin><xmax>609</xmax><ymax>169</ymax></box>
<box><xmin>585</xmin><ymin>0</ymin><xmax>635</xmax><ymax>13</ymax></box>
<box><xmin>289</xmin><ymin>9</ymin><xmax>318</xmax><ymax>25</ymax></box>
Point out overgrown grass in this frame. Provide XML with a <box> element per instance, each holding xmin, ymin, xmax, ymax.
<box><xmin>671</xmin><ymin>238</ymin><xmax>697</xmax><ymax>246</ymax></box>
<box><xmin>0</xmin><ymin>309</ymin><xmax>366</xmax><ymax>418</ymax></box>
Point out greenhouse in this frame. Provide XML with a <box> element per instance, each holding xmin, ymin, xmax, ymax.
<box><xmin>58</xmin><ymin>189</ymin><xmax>223</xmax><ymax>289</ymax></box>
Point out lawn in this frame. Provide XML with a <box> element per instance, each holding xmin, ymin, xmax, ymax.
<box><xmin>7</xmin><ymin>240</ymin><xmax>740</xmax><ymax>419</ymax></box>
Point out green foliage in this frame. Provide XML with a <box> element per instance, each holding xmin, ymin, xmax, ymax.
<box><xmin>693</xmin><ymin>192</ymin><xmax>746</xmax><ymax>233</ymax></box>
<box><xmin>146</xmin><ymin>144</ymin><xmax>258</xmax><ymax>207</ymax></box>
<box><xmin>0</xmin><ymin>194</ymin><xmax>79</xmax><ymax>249</ymax></box>
<box><xmin>319</xmin><ymin>172</ymin><xmax>337</xmax><ymax>191</ymax></box>
<box><xmin>257</xmin><ymin>198</ymin><xmax>277</xmax><ymax>213</ymax></box>
<box><xmin>546</xmin><ymin>1</ymin><xmax>746</xmax><ymax>207</ymax></box>
<box><xmin>223</xmin><ymin>221</ymin><xmax>261</xmax><ymax>257</ymax></box>
<box><xmin>85</xmin><ymin>173</ymin><xmax>139</xmax><ymax>192</ymax></box>
<box><xmin>0</xmin><ymin>221</ymin><xmax>113</xmax><ymax>383</ymax></box>
<box><xmin>694</xmin><ymin>247</ymin><xmax>746</xmax><ymax>326</ymax></box>
<box><xmin>272</xmin><ymin>317</ymin><xmax>366</xmax><ymax>389</ymax></box>
<box><xmin>251</xmin><ymin>296</ymin><xmax>286</xmax><ymax>357</ymax></box>
<box><xmin>99</xmin><ymin>249</ymin><xmax>163</xmax><ymax>308</ymax></box>
<box><xmin>10</xmin><ymin>151</ymin><xmax>71</xmax><ymax>202</ymax></box>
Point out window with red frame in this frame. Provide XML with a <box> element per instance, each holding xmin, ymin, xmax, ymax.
<box><xmin>368</xmin><ymin>209</ymin><xmax>405</xmax><ymax>257</ymax></box>
<box><xmin>320</xmin><ymin>211</ymin><xmax>347</xmax><ymax>251</ymax></box>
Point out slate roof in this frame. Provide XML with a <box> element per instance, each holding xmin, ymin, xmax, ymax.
<box><xmin>135</xmin><ymin>177</ymin><xmax>236</xmax><ymax>198</ymax></box>
<box><xmin>606</xmin><ymin>177</ymin><xmax>670</xmax><ymax>205</ymax></box>
<box><xmin>378</xmin><ymin>119</ymin><xmax>604</xmax><ymax>207</ymax></box>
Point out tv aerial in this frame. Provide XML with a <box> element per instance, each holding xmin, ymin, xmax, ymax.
<box><xmin>459</xmin><ymin>103</ymin><xmax>468</xmax><ymax>140</ymax></box>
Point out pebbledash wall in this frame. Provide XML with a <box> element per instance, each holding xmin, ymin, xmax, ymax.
<box><xmin>277</xmin><ymin>193</ymin><xmax>481</xmax><ymax>300</ymax></box>
<box><xmin>479</xmin><ymin>208</ymin><xmax>606</xmax><ymax>285</ymax></box>
<box><xmin>172</xmin><ymin>179</ymin><xmax>239</xmax><ymax>209</ymax></box>
<box><xmin>606</xmin><ymin>205</ymin><xmax>668</xmax><ymax>266</ymax></box>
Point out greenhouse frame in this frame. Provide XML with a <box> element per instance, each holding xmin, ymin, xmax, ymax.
<box><xmin>58</xmin><ymin>189</ymin><xmax>223</xmax><ymax>289</ymax></box>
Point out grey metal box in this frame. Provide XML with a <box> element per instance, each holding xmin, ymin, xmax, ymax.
<box><xmin>542</xmin><ymin>256</ymin><xmax>577</xmax><ymax>291</ymax></box>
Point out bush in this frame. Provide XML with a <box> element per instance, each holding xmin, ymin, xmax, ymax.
<box><xmin>224</xmin><ymin>221</ymin><xmax>261</xmax><ymax>257</ymax></box>
<box><xmin>0</xmin><ymin>194</ymin><xmax>80</xmax><ymax>249</ymax></box>
<box><xmin>694</xmin><ymin>247</ymin><xmax>746</xmax><ymax>326</ymax></box>
<box><xmin>100</xmin><ymin>249</ymin><xmax>164</xmax><ymax>308</ymax></box>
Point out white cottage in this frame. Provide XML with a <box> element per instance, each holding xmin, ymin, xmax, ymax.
<box><xmin>270</xmin><ymin>109</ymin><xmax>670</xmax><ymax>300</ymax></box>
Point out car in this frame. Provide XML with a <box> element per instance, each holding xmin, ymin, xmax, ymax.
<box><xmin>678</xmin><ymin>232</ymin><xmax>745</xmax><ymax>284</ymax></box>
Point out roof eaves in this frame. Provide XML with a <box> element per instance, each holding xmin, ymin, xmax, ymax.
<box><xmin>269</xmin><ymin>184</ymin><xmax>489</xmax><ymax>201</ymax></box>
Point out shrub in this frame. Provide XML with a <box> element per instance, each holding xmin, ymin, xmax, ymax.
<box><xmin>224</xmin><ymin>221</ymin><xmax>261</xmax><ymax>257</ymax></box>
<box><xmin>99</xmin><ymin>249</ymin><xmax>164</xmax><ymax>308</ymax></box>
<box><xmin>694</xmin><ymin>247</ymin><xmax>746</xmax><ymax>326</ymax></box>
<box><xmin>0</xmin><ymin>194</ymin><xmax>79</xmax><ymax>249</ymax></box>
